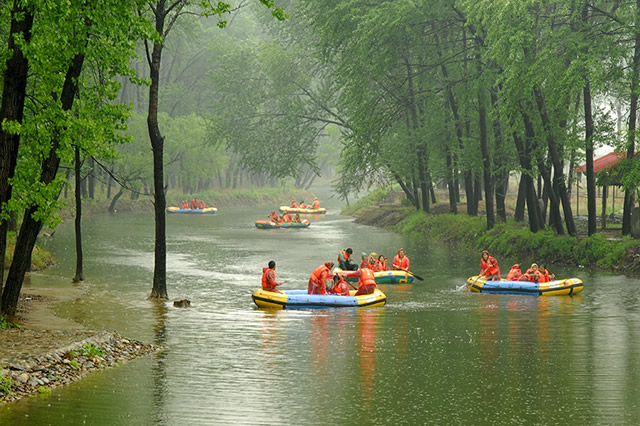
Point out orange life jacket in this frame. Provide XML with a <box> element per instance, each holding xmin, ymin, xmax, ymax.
<box><xmin>480</xmin><ymin>256</ymin><xmax>499</xmax><ymax>276</ymax></box>
<box><xmin>393</xmin><ymin>255</ymin><xmax>409</xmax><ymax>270</ymax></box>
<box><xmin>359</xmin><ymin>268</ymin><xmax>376</xmax><ymax>287</ymax></box>
<box><xmin>360</xmin><ymin>259</ymin><xmax>369</xmax><ymax>269</ymax></box>
<box><xmin>261</xmin><ymin>267</ymin><xmax>276</xmax><ymax>290</ymax></box>
<box><xmin>290</xmin><ymin>201</ymin><xmax>298</xmax><ymax>208</ymax></box>
<box><xmin>506</xmin><ymin>267</ymin><xmax>521</xmax><ymax>281</ymax></box>
<box><xmin>310</xmin><ymin>264</ymin><xmax>330</xmax><ymax>283</ymax></box>
<box><xmin>312</xmin><ymin>200</ymin><xmax>320</xmax><ymax>208</ymax></box>
<box><xmin>337</xmin><ymin>250</ymin><xmax>351</xmax><ymax>264</ymax></box>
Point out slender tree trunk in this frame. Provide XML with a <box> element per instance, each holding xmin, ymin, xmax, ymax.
<box><xmin>584</xmin><ymin>79</ymin><xmax>596</xmax><ymax>236</ymax></box>
<box><xmin>623</xmin><ymin>0</ymin><xmax>640</xmax><ymax>235</ymax></box>
<box><xmin>2</xmin><ymin>51</ymin><xmax>85</xmax><ymax>320</ymax></box>
<box><xmin>476</xmin><ymin>66</ymin><xmax>494</xmax><ymax>229</ymax></box>
<box><xmin>490</xmin><ymin>89</ymin><xmax>508</xmax><ymax>222</ymax></box>
<box><xmin>0</xmin><ymin>6</ymin><xmax>33</xmax><ymax>294</ymax></box>
<box><xmin>533</xmin><ymin>87</ymin><xmax>577</xmax><ymax>236</ymax></box>
<box><xmin>73</xmin><ymin>146</ymin><xmax>84</xmax><ymax>282</ymax></box>
<box><xmin>515</xmin><ymin>176</ymin><xmax>526</xmax><ymax>222</ymax></box>
<box><xmin>147</xmin><ymin>1</ymin><xmax>168</xmax><ymax>300</ymax></box>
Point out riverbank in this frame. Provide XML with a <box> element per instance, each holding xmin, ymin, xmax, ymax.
<box><xmin>346</xmin><ymin>189</ymin><xmax>640</xmax><ymax>272</ymax></box>
<box><xmin>0</xmin><ymin>287</ymin><xmax>159</xmax><ymax>404</ymax></box>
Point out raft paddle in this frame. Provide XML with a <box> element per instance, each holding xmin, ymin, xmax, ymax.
<box><xmin>407</xmin><ymin>271</ymin><xmax>424</xmax><ymax>281</ymax></box>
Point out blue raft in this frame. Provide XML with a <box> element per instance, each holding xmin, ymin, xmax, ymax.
<box><xmin>466</xmin><ymin>276</ymin><xmax>584</xmax><ymax>296</ymax></box>
<box><xmin>252</xmin><ymin>288</ymin><xmax>387</xmax><ymax>309</ymax></box>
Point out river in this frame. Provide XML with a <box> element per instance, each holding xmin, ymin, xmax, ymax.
<box><xmin>1</xmin><ymin>193</ymin><xmax>640</xmax><ymax>425</ymax></box>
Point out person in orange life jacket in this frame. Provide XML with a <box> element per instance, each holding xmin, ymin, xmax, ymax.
<box><xmin>345</xmin><ymin>267</ymin><xmax>377</xmax><ymax>296</ymax></box>
<box><xmin>282</xmin><ymin>212</ymin><xmax>292</xmax><ymax>222</ymax></box>
<box><xmin>294</xmin><ymin>213</ymin><xmax>301</xmax><ymax>223</ymax></box>
<box><xmin>479</xmin><ymin>250</ymin><xmax>501</xmax><ymax>280</ymax></box>
<box><xmin>359</xmin><ymin>252</ymin><xmax>369</xmax><ymax>269</ymax></box>
<box><xmin>311</xmin><ymin>198</ymin><xmax>320</xmax><ymax>209</ymax></box>
<box><xmin>180</xmin><ymin>200</ymin><xmax>188</xmax><ymax>209</ymax></box>
<box><xmin>290</xmin><ymin>200</ymin><xmax>298</xmax><ymax>208</ymax></box>
<box><xmin>308</xmin><ymin>261</ymin><xmax>334</xmax><ymax>295</ymax></box>
<box><xmin>268</xmin><ymin>210</ymin><xmax>279</xmax><ymax>222</ymax></box>
<box><xmin>198</xmin><ymin>201</ymin><xmax>206</xmax><ymax>209</ymax></box>
<box><xmin>368</xmin><ymin>252</ymin><xmax>377</xmax><ymax>270</ymax></box>
<box><xmin>299</xmin><ymin>200</ymin><xmax>307</xmax><ymax>209</ymax></box>
<box><xmin>375</xmin><ymin>255</ymin><xmax>390</xmax><ymax>272</ymax></box>
<box><xmin>538</xmin><ymin>264</ymin><xmax>555</xmax><ymax>283</ymax></box>
<box><xmin>329</xmin><ymin>274</ymin><xmax>350</xmax><ymax>296</ymax></box>
<box><xmin>261</xmin><ymin>260</ymin><xmax>282</xmax><ymax>293</ymax></box>
<box><xmin>506</xmin><ymin>264</ymin><xmax>522</xmax><ymax>281</ymax></box>
<box><xmin>519</xmin><ymin>263</ymin><xmax>540</xmax><ymax>282</ymax></box>
<box><xmin>190</xmin><ymin>198</ymin><xmax>199</xmax><ymax>209</ymax></box>
<box><xmin>338</xmin><ymin>248</ymin><xmax>358</xmax><ymax>271</ymax></box>
<box><xmin>392</xmin><ymin>248</ymin><xmax>410</xmax><ymax>271</ymax></box>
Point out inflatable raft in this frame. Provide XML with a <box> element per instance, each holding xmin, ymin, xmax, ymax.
<box><xmin>466</xmin><ymin>275</ymin><xmax>584</xmax><ymax>296</ymax></box>
<box><xmin>255</xmin><ymin>220</ymin><xmax>310</xmax><ymax>229</ymax></box>
<box><xmin>278</xmin><ymin>206</ymin><xmax>327</xmax><ymax>214</ymax></box>
<box><xmin>167</xmin><ymin>206</ymin><xmax>218</xmax><ymax>214</ymax></box>
<box><xmin>334</xmin><ymin>268</ymin><xmax>415</xmax><ymax>284</ymax></box>
<box><xmin>252</xmin><ymin>288</ymin><xmax>387</xmax><ymax>309</ymax></box>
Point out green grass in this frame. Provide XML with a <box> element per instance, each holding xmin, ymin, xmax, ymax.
<box><xmin>0</xmin><ymin>372</ymin><xmax>12</xmax><ymax>394</ymax></box>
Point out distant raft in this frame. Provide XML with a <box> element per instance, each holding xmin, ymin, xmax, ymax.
<box><xmin>334</xmin><ymin>268</ymin><xmax>415</xmax><ymax>284</ymax></box>
<box><xmin>255</xmin><ymin>220</ymin><xmax>310</xmax><ymax>229</ymax></box>
<box><xmin>278</xmin><ymin>206</ymin><xmax>327</xmax><ymax>214</ymax></box>
<box><xmin>465</xmin><ymin>276</ymin><xmax>584</xmax><ymax>296</ymax></box>
<box><xmin>167</xmin><ymin>206</ymin><xmax>218</xmax><ymax>214</ymax></box>
<box><xmin>252</xmin><ymin>288</ymin><xmax>387</xmax><ymax>309</ymax></box>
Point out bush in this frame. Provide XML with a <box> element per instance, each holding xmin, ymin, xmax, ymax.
<box><xmin>0</xmin><ymin>372</ymin><xmax>12</xmax><ymax>395</ymax></box>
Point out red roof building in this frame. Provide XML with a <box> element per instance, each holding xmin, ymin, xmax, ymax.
<box><xmin>576</xmin><ymin>151</ymin><xmax>629</xmax><ymax>174</ymax></box>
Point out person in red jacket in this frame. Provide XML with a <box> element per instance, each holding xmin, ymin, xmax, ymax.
<box><xmin>329</xmin><ymin>274</ymin><xmax>350</xmax><ymax>296</ymax></box>
<box><xmin>346</xmin><ymin>267</ymin><xmax>377</xmax><ymax>296</ymax></box>
<box><xmin>308</xmin><ymin>261</ymin><xmax>334</xmax><ymax>295</ymax></box>
<box><xmin>268</xmin><ymin>210</ymin><xmax>279</xmax><ymax>222</ymax></box>
<box><xmin>392</xmin><ymin>248</ymin><xmax>410</xmax><ymax>271</ymax></box>
<box><xmin>282</xmin><ymin>212</ymin><xmax>292</xmax><ymax>222</ymax></box>
<box><xmin>519</xmin><ymin>263</ymin><xmax>541</xmax><ymax>282</ymax></box>
<box><xmin>538</xmin><ymin>264</ymin><xmax>555</xmax><ymax>283</ymax></box>
<box><xmin>290</xmin><ymin>200</ymin><xmax>298</xmax><ymax>208</ymax></box>
<box><xmin>261</xmin><ymin>261</ymin><xmax>282</xmax><ymax>293</ymax></box>
<box><xmin>375</xmin><ymin>255</ymin><xmax>390</xmax><ymax>272</ymax></box>
<box><xmin>198</xmin><ymin>201</ymin><xmax>206</xmax><ymax>209</ymax></box>
<box><xmin>338</xmin><ymin>248</ymin><xmax>358</xmax><ymax>271</ymax></box>
<box><xmin>311</xmin><ymin>198</ymin><xmax>320</xmax><ymax>209</ymax></box>
<box><xmin>479</xmin><ymin>250</ymin><xmax>501</xmax><ymax>280</ymax></box>
<box><xmin>359</xmin><ymin>252</ymin><xmax>369</xmax><ymax>270</ymax></box>
<box><xmin>506</xmin><ymin>264</ymin><xmax>522</xmax><ymax>281</ymax></box>
<box><xmin>294</xmin><ymin>214</ymin><xmax>302</xmax><ymax>223</ymax></box>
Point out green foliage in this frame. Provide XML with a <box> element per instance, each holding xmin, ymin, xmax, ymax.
<box><xmin>79</xmin><ymin>343</ymin><xmax>106</xmax><ymax>358</ymax></box>
<box><xmin>38</xmin><ymin>386</ymin><xmax>51</xmax><ymax>395</ymax></box>
<box><xmin>574</xmin><ymin>234</ymin><xmax>638</xmax><ymax>269</ymax></box>
<box><xmin>0</xmin><ymin>314</ymin><xmax>7</xmax><ymax>330</ymax></box>
<box><xmin>0</xmin><ymin>373</ymin><xmax>12</xmax><ymax>395</ymax></box>
<box><xmin>341</xmin><ymin>187</ymin><xmax>390</xmax><ymax>215</ymax></box>
<box><xmin>400</xmin><ymin>213</ymin><xmax>486</xmax><ymax>246</ymax></box>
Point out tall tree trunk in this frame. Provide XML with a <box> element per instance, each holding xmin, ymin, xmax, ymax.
<box><xmin>476</xmin><ymin>63</ymin><xmax>494</xmax><ymax>229</ymax></box>
<box><xmin>490</xmin><ymin>89</ymin><xmax>508</xmax><ymax>222</ymax></box>
<box><xmin>515</xmin><ymin>176</ymin><xmax>526</xmax><ymax>222</ymax></box>
<box><xmin>73</xmin><ymin>146</ymin><xmax>84</xmax><ymax>282</ymax></box>
<box><xmin>2</xmin><ymin>51</ymin><xmax>85</xmax><ymax>320</ymax></box>
<box><xmin>623</xmin><ymin>0</ymin><xmax>640</xmax><ymax>235</ymax></box>
<box><xmin>584</xmin><ymin>79</ymin><xmax>596</xmax><ymax>236</ymax></box>
<box><xmin>88</xmin><ymin>157</ymin><xmax>96</xmax><ymax>199</ymax></box>
<box><xmin>0</xmin><ymin>6</ymin><xmax>33</xmax><ymax>294</ymax></box>
<box><xmin>533</xmin><ymin>87</ymin><xmax>577</xmax><ymax>236</ymax></box>
<box><xmin>147</xmin><ymin>1</ymin><xmax>168</xmax><ymax>300</ymax></box>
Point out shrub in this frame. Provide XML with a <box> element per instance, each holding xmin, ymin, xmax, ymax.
<box><xmin>0</xmin><ymin>373</ymin><xmax>12</xmax><ymax>395</ymax></box>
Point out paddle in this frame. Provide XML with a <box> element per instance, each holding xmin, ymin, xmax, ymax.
<box><xmin>407</xmin><ymin>271</ymin><xmax>424</xmax><ymax>281</ymax></box>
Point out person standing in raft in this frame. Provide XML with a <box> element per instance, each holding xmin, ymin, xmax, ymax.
<box><xmin>262</xmin><ymin>261</ymin><xmax>282</xmax><ymax>293</ymax></box>
<box><xmin>345</xmin><ymin>267</ymin><xmax>377</xmax><ymax>295</ymax></box>
<box><xmin>330</xmin><ymin>274</ymin><xmax>350</xmax><ymax>296</ymax></box>
<box><xmin>338</xmin><ymin>248</ymin><xmax>358</xmax><ymax>271</ymax></box>
<box><xmin>506</xmin><ymin>264</ymin><xmax>522</xmax><ymax>281</ymax></box>
<box><xmin>308</xmin><ymin>261</ymin><xmax>334</xmax><ymax>295</ymax></box>
<box><xmin>392</xmin><ymin>248</ymin><xmax>410</xmax><ymax>272</ymax></box>
<box><xmin>479</xmin><ymin>250</ymin><xmax>501</xmax><ymax>280</ymax></box>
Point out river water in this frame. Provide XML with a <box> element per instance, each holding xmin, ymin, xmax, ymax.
<box><xmin>2</xmin><ymin>194</ymin><xmax>640</xmax><ymax>425</ymax></box>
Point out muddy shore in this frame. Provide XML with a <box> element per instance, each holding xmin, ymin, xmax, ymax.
<box><xmin>0</xmin><ymin>287</ymin><xmax>159</xmax><ymax>404</ymax></box>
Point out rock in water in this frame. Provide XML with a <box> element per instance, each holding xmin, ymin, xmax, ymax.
<box><xmin>173</xmin><ymin>299</ymin><xmax>191</xmax><ymax>308</ymax></box>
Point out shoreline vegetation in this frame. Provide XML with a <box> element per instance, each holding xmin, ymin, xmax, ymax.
<box><xmin>1</xmin><ymin>186</ymin><xmax>314</xmax><ymax>405</ymax></box>
<box><xmin>344</xmin><ymin>188</ymin><xmax>640</xmax><ymax>272</ymax></box>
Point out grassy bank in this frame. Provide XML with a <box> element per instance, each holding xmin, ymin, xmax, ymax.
<box><xmin>4</xmin><ymin>232</ymin><xmax>54</xmax><ymax>272</ymax></box>
<box><xmin>347</xmin><ymin>189</ymin><xmax>640</xmax><ymax>272</ymax></box>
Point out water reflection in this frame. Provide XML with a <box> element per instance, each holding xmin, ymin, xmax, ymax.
<box><xmin>152</xmin><ymin>301</ymin><xmax>168</xmax><ymax>425</ymax></box>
